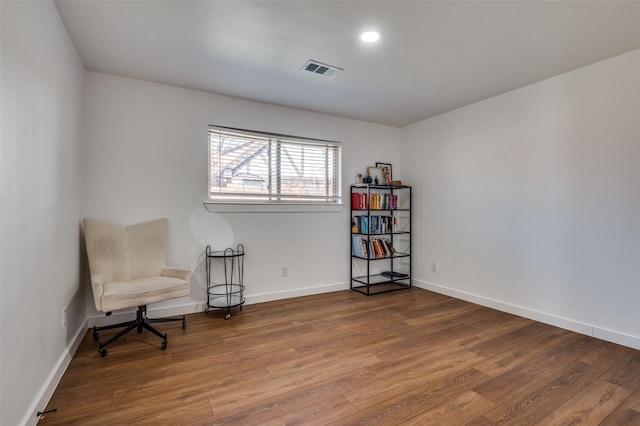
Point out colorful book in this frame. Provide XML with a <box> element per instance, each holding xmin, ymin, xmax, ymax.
<box><xmin>382</xmin><ymin>238</ymin><xmax>396</xmax><ymax>254</ymax></box>
<box><xmin>352</xmin><ymin>235</ymin><xmax>362</xmax><ymax>257</ymax></box>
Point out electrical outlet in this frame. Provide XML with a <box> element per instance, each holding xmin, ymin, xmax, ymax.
<box><xmin>282</xmin><ymin>265</ymin><xmax>289</xmax><ymax>277</ymax></box>
<box><xmin>431</xmin><ymin>261</ymin><xmax>439</xmax><ymax>272</ymax></box>
<box><xmin>62</xmin><ymin>307</ymin><xmax>67</xmax><ymax>328</ymax></box>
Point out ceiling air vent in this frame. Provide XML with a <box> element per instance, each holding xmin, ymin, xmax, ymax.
<box><xmin>302</xmin><ymin>60</ymin><xmax>343</xmax><ymax>78</ymax></box>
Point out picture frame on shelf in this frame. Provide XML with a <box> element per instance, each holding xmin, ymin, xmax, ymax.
<box><xmin>367</xmin><ymin>166</ymin><xmax>383</xmax><ymax>185</ymax></box>
<box><xmin>375</xmin><ymin>162</ymin><xmax>392</xmax><ymax>185</ymax></box>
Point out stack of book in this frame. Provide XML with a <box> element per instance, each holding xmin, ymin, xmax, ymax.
<box><xmin>351</xmin><ymin>192</ymin><xmax>399</xmax><ymax>210</ymax></box>
<box><xmin>351</xmin><ymin>192</ymin><xmax>368</xmax><ymax>210</ymax></box>
<box><xmin>351</xmin><ymin>215</ymin><xmax>398</xmax><ymax>234</ymax></box>
<box><xmin>352</xmin><ymin>236</ymin><xmax>397</xmax><ymax>258</ymax></box>
<box><xmin>369</xmin><ymin>193</ymin><xmax>398</xmax><ymax>210</ymax></box>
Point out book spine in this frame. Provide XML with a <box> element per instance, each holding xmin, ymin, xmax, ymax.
<box><xmin>352</xmin><ymin>235</ymin><xmax>362</xmax><ymax>257</ymax></box>
<box><xmin>372</xmin><ymin>239</ymin><xmax>383</xmax><ymax>257</ymax></box>
<box><xmin>380</xmin><ymin>238</ymin><xmax>390</xmax><ymax>256</ymax></box>
<box><xmin>383</xmin><ymin>238</ymin><xmax>396</xmax><ymax>254</ymax></box>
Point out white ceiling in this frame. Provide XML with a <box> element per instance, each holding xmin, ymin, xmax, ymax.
<box><xmin>55</xmin><ymin>1</ymin><xmax>640</xmax><ymax>128</ymax></box>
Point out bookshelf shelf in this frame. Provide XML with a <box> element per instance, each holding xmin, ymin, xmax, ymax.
<box><xmin>350</xmin><ymin>184</ymin><xmax>411</xmax><ymax>296</ymax></box>
<box><xmin>351</xmin><ymin>252</ymin><xmax>410</xmax><ymax>260</ymax></box>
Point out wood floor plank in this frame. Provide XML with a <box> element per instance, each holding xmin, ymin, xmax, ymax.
<box><xmin>600</xmin><ymin>407</ymin><xmax>640</xmax><ymax>425</ymax></box>
<box><xmin>622</xmin><ymin>386</ymin><xmax>640</xmax><ymax>412</ymax></box>
<box><xmin>207</xmin><ymin>353</ymin><xmax>381</xmax><ymax>416</ymax></box>
<box><xmin>535</xmin><ymin>379</ymin><xmax>630</xmax><ymax>425</ymax></box>
<box><xmin>472</xmin><ymin>333</ymin><xmax>593</xmax><ymax>404</ymax></box>
<box><xmin>38</xmin><ymin>288</ymin><xmax>640</xmax><ymax>425</ymax></box>
<box><xmin>601</xmin><ymin>351</ymin><xmax>640</xmax><ymax>392</ymax></box>
<box><xmin>471</xmin><ymin>327</ymin><xmax>579</xmax><ymax>378</ymax></box>
<box><xmin>580</xmin><ymin>340</ymin><xmax>634</xmax><ymax>369</ymax></box>
<box><xmin>124</xmin><ymin>397</ymin><xmax>215</xmax><ymax>425</ymax></box>
<box><xmin>209</xmin><ymin>369</ymin><xmax>376</xmax><ymax>425</ymax></box>
<box><xmin>335</xmin><ymin>368</ymin><xmax>492</xmax><ymax>425</ymax></box>
<box><xmin>398</xmin><ymin>390</ymin><xmax>496</xmax><ymax>425</ymax></box>
<box><xmin>346</xmin><ymin>353</ymin><xmax>485</xmax><ymax>410</ymax></box>
<box><xmin>484</xmin><ymin>360</ymin><xmax>604</xmax><ymax>425</ymax></box>
<box><xmin>343</xmin><ymin>367</ymin><xmax>493</xmax><ymax>424</ymax></box>
<box><xmin>111</xmin><ymin>365</ymin><xmax>274</xmax><ymax>408</ymax></box>
<box><xmin>263</xmin><ymin>395</ymin><xmax>358</xmax><ymax>426</ymax></box>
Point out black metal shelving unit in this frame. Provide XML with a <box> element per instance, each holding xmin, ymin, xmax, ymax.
<box><xmin>205</xmin><ymin>244</ymin><xmax>245</xmax><ymax>319</ymax></box>
<box><xmin>350</xmin><ymin>184</ymin><xmax>411</xmax><ymax>295</ymax></box>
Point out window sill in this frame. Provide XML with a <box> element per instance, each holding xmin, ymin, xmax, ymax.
<box><xmin>203</xmin><ymin>202</ymin><xmax>344</xmax><ymax>213</ymax></box>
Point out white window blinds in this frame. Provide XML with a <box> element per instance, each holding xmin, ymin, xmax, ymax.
<box><xmin>208</xmin><ymin>126</ymin><xmax>342</xmax><ymax>204</ymax></box>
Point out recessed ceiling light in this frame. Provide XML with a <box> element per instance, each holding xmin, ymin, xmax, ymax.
<box><xmin>360</xmin><ymin>31</ymin><xmax>380</xmax><ymax>43</ymax></box>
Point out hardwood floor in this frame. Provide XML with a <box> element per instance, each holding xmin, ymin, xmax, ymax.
<box><xmin>40</xmin><ymin>288</ymin><xmax>640</xmax><ymax>425</ymax></box>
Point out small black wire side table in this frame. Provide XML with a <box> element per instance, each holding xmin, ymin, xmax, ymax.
<box><xmin>205</xmin><ymin>244</ymin><xmax>245</xmax><ymax>320</ymax></box>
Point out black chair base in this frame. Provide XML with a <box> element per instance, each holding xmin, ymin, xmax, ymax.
<box><xmin>92</xmin><ymin>305</ymin><xmax>186</xmax><ymax>357</ymax></box>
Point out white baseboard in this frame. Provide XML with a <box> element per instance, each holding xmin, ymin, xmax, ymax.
<box><xmin>25</xmin><ymin>318</ymin><xmax>88</xmax><ymax>426</ymax></box>
<box><xmin>414</xmin><ymin>279</ymin><xmax>640</xmax><ymax>351</ymax></box>
<box><xmin>245</xmin><ymin>282</ymin><xmax>350</xmax><ymax>305</ymax></box>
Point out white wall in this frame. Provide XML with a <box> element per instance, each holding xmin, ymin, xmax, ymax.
<box><xmin>5</xmin><ymin>5</ymin><xmax>637</xmax><ymax>424</ymax></box>
<box><xmin>1</xmin><ymin>1</ymin><xmax>86</xmax><ymax>425</ymax></box>
<box><xmin>84</xmin><ymin>72</ymin><xmax>402</xmax><ymax>320</ymax></box>
<box><xmin>402</xmin><ymin>48</ymin><xmax>640</xmax><ymax>349</ymax></box>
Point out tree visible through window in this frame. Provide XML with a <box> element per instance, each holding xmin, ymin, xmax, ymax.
<box><xmin>208</xmin><ymin>126</ymin><xmax>342</xmax><ymax>204</ymax></box>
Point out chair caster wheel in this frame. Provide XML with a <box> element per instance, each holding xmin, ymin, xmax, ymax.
<box><xmin>92</xmin><ymin>331</ymin><xmax>99</xmax><ymax>341</ymax></box>
<box><xmin>225</xmin><ymin>313</ymin><xmax>231</xmax><ymax>320</ymax></box>
<box><xmin>161</xmin><ymin>340</ymin><xmax>167</xmax><ymax>350</ymax></box>
<box><xmin>99</xmin><ymin>348</ymin><xmax>107</xmax><ymax>357</ymax></box>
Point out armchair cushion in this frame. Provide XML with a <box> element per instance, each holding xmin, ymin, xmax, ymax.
<box><xmin>102</xmin><ymin>276</ymin><xmax>189</xmax><ymax>312</ymax></box>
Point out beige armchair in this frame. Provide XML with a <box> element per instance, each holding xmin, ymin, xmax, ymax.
<box><xmin>83</xmin><ymin>218</ymin><xmax>190</xmax><ymax>357</ymax></box>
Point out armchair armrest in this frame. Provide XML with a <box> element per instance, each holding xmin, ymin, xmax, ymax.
<box><xmin>161</xmin><ymin>267</ymin><xmax>191</xmax><ymax>281</ymax></box>
<box><xmin>91</xmin><ymin>274</ymin><xmax>105</xmax><ymax>312</ymax></box>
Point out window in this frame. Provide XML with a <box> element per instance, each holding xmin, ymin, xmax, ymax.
<box><xmin>208</xmin><ymin>126</ymin><xmax>342</xmax><ymax>205</ymax></box>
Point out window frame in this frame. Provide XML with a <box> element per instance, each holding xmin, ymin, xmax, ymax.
<box><xmin>204</xmin><ymin>126</ymin><xmax>343</xmax><ymax>213</ymax></box>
